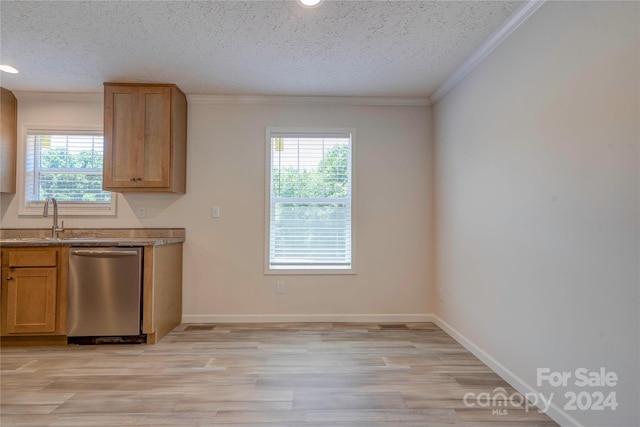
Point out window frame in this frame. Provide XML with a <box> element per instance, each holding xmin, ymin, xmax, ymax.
<box><xmin>18</xmin><ymin>125</ymin><xmax>116</xmax><ymax>216</ymax></box>
<box><xmin>264</xmin><ymin>127</ymin><xmax>356</xmax><ymax>275</ymax></box>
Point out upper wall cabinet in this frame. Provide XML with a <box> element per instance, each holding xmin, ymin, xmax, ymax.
<box><xmin>0</xmin><ymin>87</ymin><xmax>17</xmax><ymax>194</ymax></box>
<box><xmin>103</xmin><ymin>83</ymin><xmax>187</xmax><ymax>193</ymax></box>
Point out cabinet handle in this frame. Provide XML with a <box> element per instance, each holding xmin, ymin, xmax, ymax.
<box><xmin>130</xmin><ymin>177</ymin><xmax>137</xmax><ymax>181</ymax></box>
<box><xmin>136</xmin><ymin>177</ymin><xmax>142</xmax><ymax>181</ymax></box>
<box><xmin>6</xmin><ymin>276</ymin><xmax>13</xmax><ymax>280</ymax></box>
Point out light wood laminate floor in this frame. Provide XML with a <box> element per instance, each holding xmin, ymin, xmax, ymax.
<box><xmin>1</xmin><ymin>323</ymin><xmax>558</xmax><ymax>426</ymax></box>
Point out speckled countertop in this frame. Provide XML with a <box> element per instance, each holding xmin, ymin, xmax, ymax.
<box><xmin>0</xmin><ymin>228</ymin><xmax>185</xmax><ymax>247</ymax></box>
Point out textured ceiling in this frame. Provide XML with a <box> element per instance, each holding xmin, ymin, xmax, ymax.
<box><xmin>0</xmin><ymin>1</ymin><xmax>522</xmax><ymax>97</ymax></box>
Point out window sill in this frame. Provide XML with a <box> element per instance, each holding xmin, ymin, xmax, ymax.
<box><xmin>265</xmin><ymin>267</ymin><xmax>356</xmax><ymax>276</ymax></box>
<box><xmin>19</xmin><ymin>200</ymin><xmax>117</xmax><ymax>217</ymax></box>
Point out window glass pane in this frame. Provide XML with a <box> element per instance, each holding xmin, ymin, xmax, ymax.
<box><xmin>268</xmin><ymin>132</ymin><xmax>352</xmax><ymax>270</ymax></box>
<box><xmin>270</xmin><ymin>202</ymin><xmax>352</xmax><ymax>265</ymax></box>
<box><xmin>25</xmin><ymin>132</ymin><xmax>111</xmax><ymax>204</ymax></box>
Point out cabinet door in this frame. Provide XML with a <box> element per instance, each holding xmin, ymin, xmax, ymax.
<box><xmin>0</xmin><ymin>87</ymin><xmax>17</xmax><ymax>194</ymax></box>
<box><xmin>3</xmin><ymin>267</ymin><xmax>57</xmax><ymax>334</ymax></box>
<box><xmin>104</xmin><ymin>85</ymin><xmax>140</xmax><ymax>188</ymax></box>
<box><xmin>139</xmin><ymin>87</ymin><xmax>171</xmax><ymax>188</ymax></box>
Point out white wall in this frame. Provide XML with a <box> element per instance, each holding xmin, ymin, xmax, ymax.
<box><xmin>433</xmin><ymin>2</ymin><xmax>639</xmax><ymax>426</ymax></box>
<box><xmin>0</xmin><ymin>96</ymin><xmax>435</xmax><ymax>321</ymax></box>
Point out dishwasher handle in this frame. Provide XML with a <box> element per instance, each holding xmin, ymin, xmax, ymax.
<box><xmin>70</xmin><ymin>249</ymin><xmax>139</xmax><ymax>257</ymax></box>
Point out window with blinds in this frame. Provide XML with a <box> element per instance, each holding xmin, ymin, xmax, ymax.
<box><xmin>266</xmin><ymin>129</ymin><xmax>355</xmax><ymax>273</ymax></box>
<box><xmin>22</xmin><ymin>130</ymin><xmax>113</xmax><ymax>214</ymax></box>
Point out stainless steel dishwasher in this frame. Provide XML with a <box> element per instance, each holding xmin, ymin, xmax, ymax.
<box><xmin>68</xmin><ymin>247</ymin><xmax>143</xmax><ymax>338</ymax></box>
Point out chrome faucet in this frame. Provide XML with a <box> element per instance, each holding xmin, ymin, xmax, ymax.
<box><xmin>43</xmin><ymin>196</ymin><xmax>64</xmax><ymax>239</ymax></box>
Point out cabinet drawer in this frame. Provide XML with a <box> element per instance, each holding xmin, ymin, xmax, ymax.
<box><xmin>8</xmin><ymin>250</ymin><xmax>57</xmax><ymax>267</ymax></box>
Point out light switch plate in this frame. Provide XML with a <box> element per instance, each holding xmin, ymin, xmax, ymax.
<box><xmin>211</xmin><ymin>206</ymin><xmax>221</xmax><ymax>218</ymax></box>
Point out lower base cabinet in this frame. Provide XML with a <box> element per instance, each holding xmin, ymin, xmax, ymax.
<box><xmin>0</xmin><ymin>242</ymin><xmax>182</xmax><ymax>346</ymax></box>
<box><xmin>3</xmin><ymin>267</ymin><xmax>57</xmax><ymax>334</ymax></box>
<box><xmin>1</xmin><ymin>247</ymin><xmax>68</xmax><ymax>339</ymax></box>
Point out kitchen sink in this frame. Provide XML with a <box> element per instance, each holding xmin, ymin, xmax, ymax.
<box><xmin>0</xmin><ymin>237</ymin><xmax>96</xmax><ymax>243</ymax></box>
<box><xmin>0</xmin><ymin>237</ymin><xmax>57</xmax><ymax>242</ymax></box>
<box><xmin>0</xmin><ymin>237</ymin><xmax>124</xmax><ymax>243</ymax></box>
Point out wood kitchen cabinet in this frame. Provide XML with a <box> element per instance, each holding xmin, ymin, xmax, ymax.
<box><xmin>1</xmin><ymin>247</ymin><xmax>68</xmax><ymax>342</ymax></box>
<box><xmin>103</xmin><ymin>83</ymin><xmax>187</xmax><ymax>193</ymax></box>
<box><xmin>0</xmin><ymin>87</ymin><xmax>17</xmax><ymax>194</ymax></box>
<box><xmin>142</xmin><ymin>243</ymin><xmax>183</xmax><ymax>344</ymax></box>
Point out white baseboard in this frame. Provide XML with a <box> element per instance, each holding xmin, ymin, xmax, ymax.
<box><xmin>182</xmin><ymin>313</ymin><xmax>435</xmax><ymax>324</ymax></box>
<box><xmin>432</xmin><ymin>315</ymin><xmax>582</xmax><ymax>427</ymax></box>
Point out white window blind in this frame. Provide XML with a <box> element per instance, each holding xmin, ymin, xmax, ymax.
<box><xmin>24</xmin><ymin>131</ymin><xmax>111</xmax><ymax>207</ymax></box>
<box><xmin>267</xmin><ymin>130</ymin><xmax>354</xmax><ymax>271</ymax></box>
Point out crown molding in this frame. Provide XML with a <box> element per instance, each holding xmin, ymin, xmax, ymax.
<box><xmin>14</xmin><ymin>92</ymin><xmax>102</xmax><ymax>102</ymax></box>
<box><xmin>187</xmin><ymin>94</ymin><xmax>430</xmax><ymax>106</ymax></box>
<box><xmin>430</xmin><ymin>0</ymin><xmax>546</xmax><ymax>104</ymax></box>
<box><xmin>11</xmin><ymin>2</ymin><xmax>545</xmax><ymax>106</ymax></box>
<box><xmin>12</xmin><ymin>91</ymin><xmax>430</xmax><ymax>107</ymax></box>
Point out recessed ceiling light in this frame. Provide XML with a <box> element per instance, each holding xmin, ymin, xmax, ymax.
<box><xmin>297</xmin><ymin>0</ymin><xmax>324</xmax><ymax>8</ymax></box>
<box><xmin>0</xmin><ymin>65</ymin><xmax>19</xmax><ymax>74</ymax></box>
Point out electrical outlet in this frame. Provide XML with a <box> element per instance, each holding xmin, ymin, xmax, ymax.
<box><xmin>137</xmin><ymin>207</ymin><xmax>146</xmax><ymax>218</ymax></box>
<box><xmin>211</xmin><ymin>206</ymin><xmax>221</xmax><ymax>218</ymax></box>
<box><xmin>276</xmin><ymin>281</ymin><xmax>285</xmax><ymax>294</ymax></box>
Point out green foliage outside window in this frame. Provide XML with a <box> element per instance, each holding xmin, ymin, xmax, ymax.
<box><xmin>36</xmin><ymin>147</ymin><xmax>110</xmax><ymax>203</ymax></box>
<box><xmin>272</xmin><ymin>144</ymin><xmax>350</xmax><ymax>199</ymax></box>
